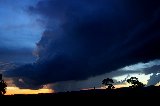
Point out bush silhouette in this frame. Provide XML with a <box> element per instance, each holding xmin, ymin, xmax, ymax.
<box><xmin>0</xmin><ymin>74</ymin><xmax>7</xmax><ymax>95</ymax></box>
<box><xmin>127</xmin><ymin>77</ymin><xmax>145</xmax><ymax>88</ymax></box>
<box><xmin>102</xmin><ymin>78</ymin><xmax>115</xmax><ymax>89</ymax></box>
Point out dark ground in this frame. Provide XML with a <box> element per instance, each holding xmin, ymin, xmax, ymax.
<box><xmin>1</xmin><ymin>86</ymin><xmax>160</xmax><ymax>104</ymax></box>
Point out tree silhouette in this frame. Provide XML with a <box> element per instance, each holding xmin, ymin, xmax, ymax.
<box><xmin>0</xmin><ymin>74</ymin><xmax>7</xmax><ymax>95</ymax></box>
<box><xmin>102</xmin><ymin>78</ymin><xmax>115</xmax><ymax>89</ymax></box>
<box><xmin>127</xmin><ymin>77</ymin><xmax>145</xmax><ymax>88</ymax></box>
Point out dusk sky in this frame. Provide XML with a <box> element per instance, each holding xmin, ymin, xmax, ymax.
<box><xmin>0</xmin><ymin>0</ymin><xmax>160</xmax><ymax>94</ymax></box>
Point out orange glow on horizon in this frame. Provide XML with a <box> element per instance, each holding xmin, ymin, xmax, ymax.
<box><xmin>5</xmin><ymin>87</ymin><xmax>54</xmax><ymax>95</ymax></box>
<box><xmin>81</xmin><ymin>83</ymin><xmax>129</xmax><ymax>90</ymax></box>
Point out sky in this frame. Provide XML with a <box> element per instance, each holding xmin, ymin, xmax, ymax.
<box><xmin>0</xmin><ymin>0</ymin><xmax>160</xmax><ymax>94</ymax></box>
<box><xmin>0</xmin><ymin>0</ymin><xmax>42</xmax><ymax>63</ymax></box>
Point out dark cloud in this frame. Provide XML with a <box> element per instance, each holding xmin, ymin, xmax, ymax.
<box><xmin>142</xmin><ymin>65</ymin><xmax>160</xmax><ymax>85</ymax></box>
<box><xmin>147</xmin><ymin>73</ymin><xmax>160</xmax><ymax>86</ymax></box>
<box><xmin>0</xmin><ymin>48</ymin><xmax>35</xmax><ymax>63</ymax></box>
<box><xmin>144</xmin><ymin>65</ymin><xmax>160</xmax><ymax>74</ymax></box>
<box><xmin>4</xmin><ymin>0</ymin><xmax>160</xmax><ymax>89</ymax></box>
<box><xmin>0</xmin><ymin>62</ymin><xmax>17</xmax><ymax>73</ymax></box>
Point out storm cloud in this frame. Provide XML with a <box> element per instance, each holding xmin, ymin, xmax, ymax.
<box><xmin>143</xmin><ymin>65</ymin><xmax>160</xmax><ymax>85</ymax></box>
<box><xmin>4</xmin><ymin>0</ymin><xmax>160</xmax><ymax>89</ymax></box>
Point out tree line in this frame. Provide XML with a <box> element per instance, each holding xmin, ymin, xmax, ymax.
<box><xmin>102</xmin><ymin>77</ymin><xmax>145</xmax><ymax>89</ymax></box>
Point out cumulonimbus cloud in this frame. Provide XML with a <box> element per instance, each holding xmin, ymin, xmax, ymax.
<box><xmin>4</xmin><ymin>0</ymin><xmax>160</xmax><ymax>89</ymax></box>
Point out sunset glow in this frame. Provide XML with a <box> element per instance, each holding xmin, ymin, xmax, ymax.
<box><xmin>5</xmin><ymin>87</ymin><xmax>53</xmax><ymax>95</ymax></box>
